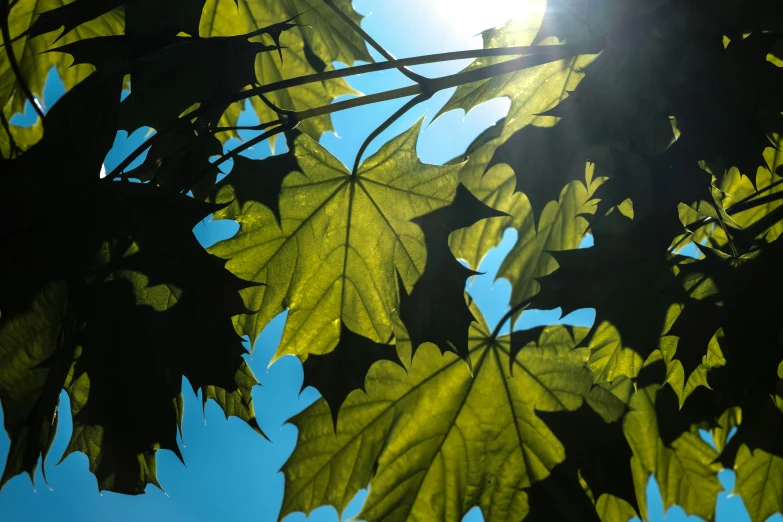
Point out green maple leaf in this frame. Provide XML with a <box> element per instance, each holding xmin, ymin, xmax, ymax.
<box><xmin>623</xmin><ymin>385</ymin><xmax>723</xmax><ymax>521</ymax></box>
<box><xmin>498</xmin><ymin>171</ymin><xmax>599</xmax><ymax>312</ymax></box>
<box><xmin>436</xmin><ymin>15</ymin><xmax>597</xmax><ymax>141</ymax></box>
<box><xmin>678</xmin><ymin>141</ymin><xmax>783</xmax><ymax>251</ymax></box>
<box><xmin>209</xmin><ymin>119</ymin><xmax>461</xmax><ymax>360</ymax></box>
<box><xmin>199</xmin><ymin>0</ymin><xmax>369</xmax><ymax>144</ymax></box>
<box><xmin>734</xmin><ymin>444</ymin><xmax>783</xmax><ymax>522</ymax></box>
<box><xmin>280</xmin><ymin>306</ymin><xmax>622</xmax><ymax>522</ymax></box>
<box><xmin>732</xmin><ymin>383</ymin><xmax>783</xmax><ymax>522</ymax></box>
<box><xmin>0</xmin><ymin>0</ymin><xmax>123</xmax><ymax>118</ymax></box>
<box><xmin>447</xmin><ymin>117</ymin><xmax>600</xmax><ymax>320</ymax></box>
<box><xmin>447</xmin><ymin>118</ymin><xmax>526</xmax><ymax>270</ymax></box>
<box><xmin>0</xmin><ymin>116</ymin><xmax>43</xmax><ymax>158</ymax></box>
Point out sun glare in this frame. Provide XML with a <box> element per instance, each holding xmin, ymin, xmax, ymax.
<box><xmin>430</xmin><ymin>0</ymin><xmax>546</xmax><ymax>37</ymax></box>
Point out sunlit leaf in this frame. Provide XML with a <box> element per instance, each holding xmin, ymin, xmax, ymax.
<box><xmin>623</xmin><ymin>385</ymin><xmax>723</xmax><ymax>520</ymax></box>
<box><xmin>210</xmin><ymin>119</ymin><xmax>461</xmax><ymax>360</ymax></box>
<box><xmin>281</xmin><ymin>308</ymin><xmax>604</xmax><ymax>521</ymax></box>
<box><xmin>0</xmin><ymin>0</ymin><xmax>124</xmax><ymax>117</ymax></box>
<box><xmin>437</xmin><ymin>16</ymin><xmax>595</xmax><ymax>142</ymax></box>
<box><xmin>199</xmin><ymin>0</ymin><xmax>367</xmax><ymax>143</ymax></box>
<box><xmin>448</xmin><ymin>118</ymin><xmax>526</xmax><ymax>270</ymax></box>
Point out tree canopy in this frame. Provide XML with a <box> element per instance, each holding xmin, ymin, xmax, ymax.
<box><xmin>1</xmin><ymin>0</ymin><xmax>783</xmax><ymax>521</ymax></box>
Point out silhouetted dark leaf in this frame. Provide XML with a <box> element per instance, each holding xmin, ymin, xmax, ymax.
<box><xmin>400</xmin><ymin>183</ymin><xmax>505</xmax><ymax>359</ymax></box>
<box><xmin>538</xmin><ymin>404</ymin><xmax>637</xmax><ymax>511</ymax></box>
<box><xmin>210</xmin><ymin>151</ymin><xmax>300</xmax><ymax>224</ymax></box>
<box><xmin>301</xmin><ymin>322</ymin><xmax>401</xmax><ymax>427</ymax></box>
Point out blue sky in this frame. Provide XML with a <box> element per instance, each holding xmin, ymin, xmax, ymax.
<box><xmin>1</xmin><ymin>1</ymin><xmax>780</xmax><ymax>521</ymax></box>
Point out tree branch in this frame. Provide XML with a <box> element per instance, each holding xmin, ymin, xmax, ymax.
<box><xmin>289</xmin><ymin>42</ymin><xmax>601</xmax><ymax>124</ymax></box>
<box><xmin>225</xmin><ymin>42</ymin><xmax>597</xmax><ymax>106</ymax></box>
<box><xmin>321</xmin><ymin>0</ymin><xmax>428</xmax><ymax>85</ymax></box>
<box><xmin>114</xmin><ymin>38</ymin><xmax>600</xmax><ymax>185</ymax></box>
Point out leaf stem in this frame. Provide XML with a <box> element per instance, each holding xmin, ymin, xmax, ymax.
<box><xmin>211</xmin><ymin>123</ymin><xmax>292</xmax><ymax>170</ymax></box>
<box><xmin>490</xmin><ymin>297</ymin><xmax>535</xmax><ymax>341</ymax></box>
<box><xmin>350</xmin><ymin>92</ymin><xmax>431</xmax><ymax>176</ymax></box>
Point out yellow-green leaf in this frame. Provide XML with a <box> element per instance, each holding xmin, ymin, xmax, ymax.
<box><xmin>448</xmin><ymin>119</ymin><xmax>527</xmax><ymax>270</ymax></box>
<box><xmin>498</xmin><ymin>174</ymin><xmax>598</xmax><ymax>311</ymax></box>
<box><xmin>199</xmin><ymin>0</ymin><xmax>366</xmax><ymax>143</ymax></box>
<box><xmin>734</xmin><ymin>445</ymin><xmax>783</xmax><ymax>522</ymax></box>
<box><xmin>281</xmin><ymin>308</ymin><xmax>597</xmax><ymax>521</ymax></box>
<box><xmin>436</xmin><ymin>15</ymin><xmax>596</xmax><ymax>140</ymax></box>
<box><xmin>209</xmin><ymin>120</ymin><xmax>460</xmax><ymax>359</ymax></box>
<box><xmin>0</xmin><ymin>117</ymin><xmax>43</xmax><ymax>158</ymax></box>
<box><xmin>623</xmin><ymin>386</ymin><xmax>723</xmax><ymax>520</ymax></box>
<box><xmin>1</xmin><ymin>0</ymin><xmax>124</xmax><ymax>116</ymax></box>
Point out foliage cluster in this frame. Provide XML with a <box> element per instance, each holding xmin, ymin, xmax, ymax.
<box><xmin>1</xmin><ymin>0</ymin><xmax>783</xmax><ymax>521</ymax></box>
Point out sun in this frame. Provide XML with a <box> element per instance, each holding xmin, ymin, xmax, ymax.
<box><xmin>429</xmin><ymin>0</ymin><xmax>546</xmax><ymax>37</ymax></box>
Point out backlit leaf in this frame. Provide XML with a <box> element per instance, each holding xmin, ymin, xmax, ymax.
<box><xmin>436</xmin><ymin>15</ymin><xmax>596</xmax><ymax>140</ymax></box>
<box><xmin>199</xmin><ymin>0</ymin><xmax>367</xmax><ymax>143</ymax></box>
<box><xmin>0</xmin><ymin>0</ymin><xmax>123</xmax><ymax>118</ymax></box>
<box><xmin>209</xmin><ymin>119</ymin><xmax>461</xmax><ymax>360</ymax></box>
<box><xmin>281</xmin><ymin>309</ymin><xmax>602</xmax><ymax>521</ymax></box>
<box><xmin>623</xmin><ymin>385</ymin><xmax>723</xmax><ymax>520</ymax></box>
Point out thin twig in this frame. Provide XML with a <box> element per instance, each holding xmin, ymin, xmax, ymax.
<box><xmin>211</xmin><ymin>124</ymin><xmax>292</xmax><ymax>171</ymax></box>
<box><xmin>113</xmin><ymin>39</ymin><xmax>599</xmax><ymax>184</ymax></box>
<box><xmin>685</xmin><ymin>186</ymin><xmax>783</xmax><ymax>234</ymax></box>
<box><xmin>224</xmin><ymin>43</ymin><xmax>595</xmax><ymax>107</ymax></box>
<box><xmin>351</xmin><ymin>93</ymin><xmax>431</xmax><ymax>176</ymax></box>
<box><xmin>733</xmin><ymin>177</ymin><xmax>783</xmax><ymax>207</ymax></box>
<box><xmin>213</xmin><ymin>119</ymin><xmax>281</xmax><ymax>134</ymax></box>
<box><xmin>103</xmin><ymin>134</ymin><xmax>157</xmax><ymax>181</ymax></box>
<box><xmin>321</xmin><ymin>0</ymin><xmax>428</xmax><ymax>85</ymax></box>
<box><xmin>1</xmin><ymin>0</ymin><xmax>45</xmax><ymax>121</ymax></box>
<box><xmin>490</xmin><ymin>297</ymin><xmax>535</xmax><ymax>340</ymax></box>
<box><xmin>290</xmin><ymin>43</ymin><xmax>601</xmax><ymax>124</ymax></box>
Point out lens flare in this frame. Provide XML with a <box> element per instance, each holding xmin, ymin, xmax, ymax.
<box><xmin>429</xmin><ymin>0</ymin><xmax>546</xmax><ymax>36</ymax></box>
